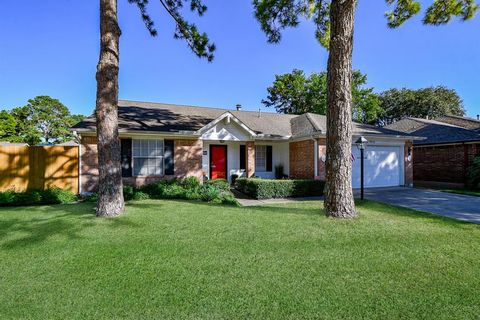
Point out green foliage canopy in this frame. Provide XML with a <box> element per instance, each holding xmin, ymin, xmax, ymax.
<box><xmin>0</xmin><ymin>110</ymin><xmax>17</xmax><ymax>141</ymax></box>
<box><xmin>262</xmin><ymin>69</ymin><xmax>382</xmax><ymax>123</ymax></box>
<box><xmin>379</xmin><ymin>86</ymin><xmax>465</xmax><ymax>124</ymax></box>
<box><xmin>0</xmin><ymin>96</ymin><xmax>84</xmax><ymax>145</ymax></box>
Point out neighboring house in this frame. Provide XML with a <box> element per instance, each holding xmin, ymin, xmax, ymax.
<box><xmin>435</xmin><ymin>115</ymin><xmax>480</xmax><ymax>132</ymax></box>
<box><xmin>73</xmin><ymin>100</ymin><xmax>416</xmax><ymax>193</ymax></box>
<box><xmin>386</xmin><ymin>117</ymin><xmax>480</xmax><ymax>187</ymax></box>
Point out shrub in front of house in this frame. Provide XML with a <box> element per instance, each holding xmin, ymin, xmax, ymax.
<box><xmin>123</xmin><ymin>185</ymin><xmax>135</xmax><ymax>201</ymax></box>
<box><xmin>41</xmin><ymin>187</ymin><xmax>77</xmax><ymax>204</ymax></box>
<box><xmin>181</xmin><ymin>176</ymin><xmax>201</xmax><ymax>189</ymax></box>
<box><xmin>204</xmin><ymin>179</ymin><xmax>230</xmax><ymax>191</ymax></box>
<box><xmin>467</xmin><ymin>156</ymin><xmax>480</xmax><ymax>189</ymax></box>
<box><xmin>0</xmin><ymin>188</ymin><xmax>77</xmax><ymax>207</ymax></box>
<box><xmin>235</xmin><ymin>178</ymin><xmax>325</xmax><ymax>199</ymax></box>
<box><xmin>138</xmin><ymin>177</ymin><xmax>238</xmax><ymax>205</ymax></box>
<box><xmin>132</xmin><ymin>191</ymin><xmax>150</xmax><ymax>201</ymax></box>
<box><xmin>0</xmin><ymin>190</ymin><xmax>17</xmax><ymax>206</ymax></box>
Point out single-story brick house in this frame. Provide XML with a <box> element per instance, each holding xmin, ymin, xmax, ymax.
<box><xmin>386</xmin><ymin>117</ymin><xmax>480</xmax><ymax>188</ymax></box>
<box><xmin>73</xmin><ymin>100</ymin><xmax>417</xmax><ymax>193</ymax></box>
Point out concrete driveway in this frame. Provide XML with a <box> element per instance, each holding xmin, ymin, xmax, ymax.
<box><xmin>357</xmin><ymin>187</ymin><xmax>480</xmax><ymax>224</ymax></box>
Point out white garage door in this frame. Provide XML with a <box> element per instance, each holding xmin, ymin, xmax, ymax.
<box><xmin>352</xmin><ymin>145</ymin><xmax>403</xmax><ymax>188</ymax></box>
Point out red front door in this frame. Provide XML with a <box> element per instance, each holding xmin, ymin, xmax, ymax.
<box><xmin>210</xmin><ymin>145</ymin><xmax>227</xmax><ymax>179</ymax></box>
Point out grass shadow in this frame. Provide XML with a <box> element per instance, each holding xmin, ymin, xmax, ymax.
<box><xmin>244</xmin><ymin>204</ymin><xmax>325</xmax><ymax>217</ymax></box>
<box><xmin>0</xmin><ymin>203</ymin><xmax>139</xmax><ymax>250</ymax></box>
<box><xmin>135</xmin><ymin>198</ymin><xmax>326</xmax><ymax>217</ymax></box>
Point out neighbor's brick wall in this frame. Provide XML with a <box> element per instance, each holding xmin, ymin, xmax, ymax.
<box><xmin>174</xmin><ymin>139</ymin><xmax>203</xmax><ymax>180</ymax></box>
<box><xmin>413</xmin><ymin>143</ymin><xmax>480</xmax><ymax>184</ymax></box>
<box><xmin>80</xmin><ymin>136</ymin><xmax>98</xmax><ymax>193</ymax></box>
<box><xmin>466</xmin><ymin>143</ymin><xmax>480</xmax><ymax>164</ymax></box>
<box><xmin>289</xmin><ymin>140</ymin><xmax>314</xmax><ymax>179</ymax></box>
<box><xmin>246</xmin><ymin>141</ymin><xmax>255</xmax><ymax>177</ymax></box>
<box><xmin>404</xmin><ymin>140</ymin><xmax>413</xmax><ymax>187</ymax></box>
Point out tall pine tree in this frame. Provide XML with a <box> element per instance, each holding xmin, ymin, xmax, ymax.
<box><xmin>95</xmin><ymin>0</ymin><xmax>214</xmax><ymax>217</ymax></box>
<box><xmin>253</xmin><ymin>0</ymin><xmax>479</xmax><ymax>218</ymax></box>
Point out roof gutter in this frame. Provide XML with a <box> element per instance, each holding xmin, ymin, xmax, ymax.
<box><xmin>74</xmin><ymin>129</ymin><xmax>200</xmax><ymax>137</ymax></box>
<box><xmin>352</xmin><ymin>134</ymin><xmax>425</xmax><ymax>141</ymax></box>
<box><xmin>289</xmin><ymin>131</ymin><xmax>323</xmax><ymax>142</ymax></box>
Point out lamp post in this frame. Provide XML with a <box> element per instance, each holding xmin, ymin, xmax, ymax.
<box><xmin>355</xmin><ymin>136</ymin><xmax>368</xmax><ymax>200</ymax></box>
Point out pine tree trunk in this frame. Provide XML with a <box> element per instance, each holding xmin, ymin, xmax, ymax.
<box><xmin>95</xmin><ymin>0</ymin><xmax>124</xmax><ymax>217</ymax></box>
<box><xmin>324</xmin><ymin>0</ymin><xmax>357</xmax><ymax>218</ymax></box>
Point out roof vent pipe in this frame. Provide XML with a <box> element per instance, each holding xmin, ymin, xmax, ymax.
<box><xmin>477</xmin><ymin>114</ymin><xmax>479</xmax><ymax>120</ymax></box>
<box><xmin>258</xmin><ymin>108</ymin><xmax>261</xmax><ymax>118</ymax></box>
<box><xmin>236</xmin><ymin>104</ymin><xmax>242</xmax><ymax>111</ymax></box>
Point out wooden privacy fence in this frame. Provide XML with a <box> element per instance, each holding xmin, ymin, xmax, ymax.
<box><xmin>0</xmin><ymin>145</ymin><xmax>79</xmax><ymax>193</ymax></box>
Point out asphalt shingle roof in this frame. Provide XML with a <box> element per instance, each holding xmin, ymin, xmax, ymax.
<box><xmin>385</xmin><ymin>117</ymin><xmax>480</xmax><ymax>145</ymax></box>
<box><xmin>73</xmin><ymin>100</ymin><xmax>411</xmax><ymax>139</ymax></box>
<box><xmin>435</xmin><ymin>115</ymin><xmax>480</xmax><ymax>131</ymax></box>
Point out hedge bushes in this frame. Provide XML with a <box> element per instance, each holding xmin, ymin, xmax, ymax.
<box><xmin>204</xmin><ymin>179</ymin><xmax>230</xmax><ymax>191</ymax></box>
<box><xmin>85</xmin><ymin>178</ymin><xmax>236</xmax><ymax>205</ymax></box>
<box><xmin>0</xmin><ymin>188</ymin><xmax>76</xmax><ymax>207</ymax></box>
<box><xmin>235</xmin><ymin>178</ymin><xmax>325</xmax><ymax>199</ymax></box>
<box><xmin>136</xmin><ymin>177</ymin><xmax>237</xmax><ymax>205</ymax></box>
<box><xmin>0</xmin><ymin>178</ymin><xmax>237</xmax><ymax>207</ymax></box>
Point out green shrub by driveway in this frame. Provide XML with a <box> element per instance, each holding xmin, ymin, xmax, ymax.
<box><xmin>235</xmin><ymin>178</ymin><xmax>325</xmax><ymax>199</ymax></box>
<box><xmin>467</xmin><ymin>156</ymin><xmax>480</xmax><ymax>189</ymax></box>
<box><xmin>0</xmin><ymin>200</ymin><xmax>479</xmax><ymax>319</ymax></box>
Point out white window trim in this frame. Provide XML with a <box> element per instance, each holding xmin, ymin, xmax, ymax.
<box><xmin>132</xmin><ymin>138</ymin><xmax>165</xmax><ymax>177</ymax></box>
<box><xmin>255</xmin><ymin>145</ymin><xmax>267</xmax><ymax>172</ymax></box>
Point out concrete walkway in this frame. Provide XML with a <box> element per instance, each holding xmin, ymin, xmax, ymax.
<box><xmin>358</xmin><ymin>187</ymin><xmax>480</xmax><ymax>224</ymax></box>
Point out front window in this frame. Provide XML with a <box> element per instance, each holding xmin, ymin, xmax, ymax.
<box><xmin>255</xmin><ymin>145</ymin><xmax>267</xmax><ymax>172</ymax></box>
<box><xmin>132</xmin><ymin>139</ymin><xmax>164</xmax><ymax>176</ymax></box>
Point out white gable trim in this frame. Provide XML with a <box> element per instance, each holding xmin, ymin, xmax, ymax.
<box><xmin>196</xmin><ymin>112</ymin><xmax>257</xmax><ymax>137</ymax></box>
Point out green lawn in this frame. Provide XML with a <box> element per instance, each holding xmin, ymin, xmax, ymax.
<box><xmin>1</xmin><ymin>200</ymin><xmax>479</xmax><ymax>319</ymax></box>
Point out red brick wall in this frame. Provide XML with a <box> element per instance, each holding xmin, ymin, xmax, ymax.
<box><xmin>80</xmin><ymin>137</ymin><xmax>203</xmax><ymax>192</ymax></box>
<box><xmin>174</xmin><ymin>139</ymin><xmax>203</xmax><ymax>180</ymax></box>
<box><xmin>123</xmin><ymin>176</ymin><xmax>169</xmax><ymax>188</ymax></box>
<box><xmin>246</xmin><ymin>141</ymin><xmax>255</xmax><ymax>177</ymax></box>
<box><xmin>80</xmin><ymin>136</ymin><xmax>98</xmax><ymax>193</ymax></box>
<box><xmin>413</xmin><ymin>143</ymin><xmax>480</xmax><ymax>184</ymax></box>
<box><xmin>289</xmin><ymin>140</ymin><xmax>314</xmax><ymax>179</ymax></box>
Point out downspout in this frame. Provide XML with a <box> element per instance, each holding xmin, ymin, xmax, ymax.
<box><xmin>311</xmin><ymin>136</ymin><xmax>318</xmax><ymax>178</ymax></box>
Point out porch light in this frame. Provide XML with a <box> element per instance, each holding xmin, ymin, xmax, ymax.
<box><xmin>355</xmin><ymin>136</ymin><xmax>368</xmax><ymax>150</ymax></box>
<box><xmin>355</xmin><ymin>136</ymin><xmax>368</xmax><ymax>200</ymax></box>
